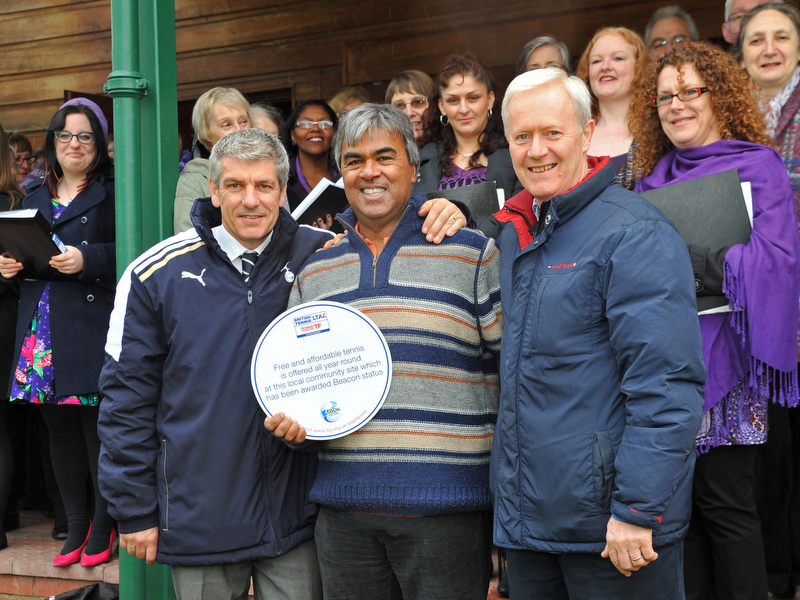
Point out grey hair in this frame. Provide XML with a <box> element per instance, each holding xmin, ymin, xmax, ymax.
<box><xmin>515</xmin><ymin>36</ymin><xmax>573</xmax><ymax>75</ymax></box>
<box><xmin>734</xmin><ymin>2</ymin><xmax>799</xmax><ymax>60</ymax></box>
<box><xmin>333</xmin><ymin>103</ymin><xmax>420</xmax><ymax>169</ymax></box>
<box><xmin>502</xmin><ymin>68</ymin><xmax>592</xmax><ymax>133</ymax></box>
<box><xmin>725</xmin><ymin>0</ymin><xmax>784</xmax><ymax>21</ymax></box>
<box><xmin>645</xmin><ymin>5</ymin><xmax>700</xmax><ymax>44</ymax></box>
<box><xmin>250</xmin><ymin>102</ymin><xmax>284</xmax><ymax>130</ymax></box>
<box><xmin>209</xmin><ymin>128</ymin><xmax>289</xmax><ymax>189</ymax></box>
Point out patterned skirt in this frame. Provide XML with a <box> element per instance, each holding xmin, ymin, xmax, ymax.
<box><xmin>10</xmin><ymin>283</ymin><xmax>99</xmax><ymax>406</ymax></box>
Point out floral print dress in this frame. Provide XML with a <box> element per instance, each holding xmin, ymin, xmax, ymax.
<box><xmin>10</xmin><ymin>200</ymin><xmax>99</xmax><ymax>406</ymax></box>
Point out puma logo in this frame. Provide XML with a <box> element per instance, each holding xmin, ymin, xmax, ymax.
<box><xmin>181</xmin><ymin>269</ymin><xmax>206</xmax><ymax>286</ymax></box>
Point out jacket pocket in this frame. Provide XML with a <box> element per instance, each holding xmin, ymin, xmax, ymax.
<box><xmin>527</xmin><ymin>268</ymin><xmax>596</xmax><ymax>357</ymax></box>
<box><xmin>592</xmin><ymin>431</ymin><xmax>617</xmax><ymax>512</ymax></box>
<box><xmin>157</xmin><ymin>439</ymin><xmax>169</xmax><ymax>530</ymax></box>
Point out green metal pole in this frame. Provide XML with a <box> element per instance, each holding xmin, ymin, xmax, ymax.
<box><xmin>137</xmin><ymin>0</ymin><xmax>179</xmax><ymax>246</ymax></box>
<box><xmin>105</xmin><ymin>0</ymin><xmax>147</xmax><ymax>272</ymax></box>
<box><xmin>105</xmin><ymin>0</ymin><xmax>148</xmax><ymax>595</ymax></box>
<box><xmin>105</xmin><ymin>0</ymin><xmax>178</xmax><ymax>598</ymax></box>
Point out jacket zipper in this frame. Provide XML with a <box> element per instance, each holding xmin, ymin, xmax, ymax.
<box><xmin>161</xmin><ymin>439</ymin><xmax>169</xmax><ymax>530</ymax></box>
<box><xmin>259</xmin><ymin>427</ymin><xmax>282</xmax><ymax>554</ymax></box>
<box><xmin>503</xmin><ymin>205</ymin><xmax>536</xmax><ymax>238</ymax></box>
<box><xmin>244</xmin><ymin>259</ymin><xmax>282</xmax><ymax>553</ymax></box>
<box><xmin>336</xmin><ymin>205</ymin><xmax>412</xmax><ymax>288</ymax></box>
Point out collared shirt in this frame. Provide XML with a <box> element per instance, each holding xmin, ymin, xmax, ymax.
<box><xmin>354</xmin><ymin>222</ymin><xmax>389</xmax><ymax>258</ymax></box>
<box><xmin>212</xmin><ymin>224</ymin><xmax>272</xmax><ymax>272</ymax></box>
<box><xmin>532</xmin><ymin>200</ymin><xmax>541</xmax><ymax>221</ymax></box>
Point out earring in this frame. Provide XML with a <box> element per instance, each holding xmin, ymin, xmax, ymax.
<box><xmin>440</xmin><ymin>114</ymin><xmax>450</xmax><ymax>126</ymax></box>
<box><xmin>488</xmin><ymin>108</ymin><xmax>493</xmax><ymax>119</ymax></box>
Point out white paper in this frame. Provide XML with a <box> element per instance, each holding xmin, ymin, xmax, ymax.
<box><xmin>290</xmin><ymin>177</ymin><xmax>345</xmax><ymax>221</ymax></box>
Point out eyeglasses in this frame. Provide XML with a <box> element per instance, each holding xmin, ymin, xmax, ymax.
<box><xmin>650</xmin><ymin>36</ymin><xmax>686</xmax><ymax>51</ymax></box>
<box><xmin>392</xmin><ymin>98</ymin><xmax>428</xmax><ymax>111</ymax></box>
<box><xmin>52</xmin><ymin>131</ymin><xmax>95</xmax><ymax>144</ymax></box>
<box><xmin>14</xmin><ymin>154</ymin><xmax>32</xmax><ymax>165</ymax></box>
<box><xmin>295</xmin><ymin>120</ymin><xmax>333</xmax><ymax>130</ymax></box>
<box><xmin>650</xmin><ymin>87</ymin><xmax>709</xmax><ymax>108</ymax></box>
<box><xmin>728</xmin><ymin>11</ymin><xmax>747</xmax><ymax>25</ymax></box>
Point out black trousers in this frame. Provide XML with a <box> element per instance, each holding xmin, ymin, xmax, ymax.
<box><xmin>755</xmin><ymin>397</ymin><xmax>800</xmax><ymax>597</ymax></box>
<box><xmin>684</xmin><ymin>444</ymin><xmax>768</xmax><ymax>600</ymax></box>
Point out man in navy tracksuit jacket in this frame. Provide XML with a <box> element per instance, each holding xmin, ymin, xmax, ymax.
<box><xmin>97</xmin><ymin>129</ymin><xmax>330</xmax><ymax>599</ymax></box>
<box><xmin>492</xmin><ymin>68</ymin><xmax>705</xmax><ymax>599</ymax></box>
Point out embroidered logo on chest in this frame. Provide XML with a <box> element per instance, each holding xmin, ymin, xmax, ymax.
<box><xmin>181</xmin><ymin>269</ymin><xmax>206</xmax><ymax>286</ymax></box>
<box><xmin>281</xmin><ymin>262</ymin><xmax>295</xmax><ymax>283</ymax></box>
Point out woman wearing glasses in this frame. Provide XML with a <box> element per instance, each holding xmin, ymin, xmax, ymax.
<box><xmin>0</xmin><ymin>100</ymin><xmax>117</xmax><ymax>568</ymax></box>
<box><xmin>8</xmin><ymin>132</ymin><xmax>33</xmax><ymax>185</ymax></box>
<box><xmin>174</xmin><ymin>86</ymin><xmax>251</xmax><ymax>233</ymax></box>
<box><xmin>576</xmin><ymin>27</ymin><xmax>648</xmax><ymax>189</ymax></box>
<box><xmin>385</xmin><ymin>70</ymin><xmax>435</xmax><ymax>145</ymax></box>
<box><xmin>280</xmin><ymin>100</ymin><xmax>340</xmax><ymax>228</ymax></box>
<box><xmin>630</xmin><ymin>42</ymin><xmax>800</xmax><ymax>600</ymax></box>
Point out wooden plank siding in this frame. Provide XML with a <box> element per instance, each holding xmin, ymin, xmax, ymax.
<box><xmin>0</xmin><ymin>0</ymin><xmax>724</xmax><ymax>149</ymax></box>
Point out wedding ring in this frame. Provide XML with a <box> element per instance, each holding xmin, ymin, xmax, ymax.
<box><xmin>631</xmin><ymin>555</ymin><xmax>643</xmax><ymax>562</ymax></box>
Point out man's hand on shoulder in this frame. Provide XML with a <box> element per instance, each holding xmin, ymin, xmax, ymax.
<box><xmin>120</xmin><ymin>527</ymin><xmax>159</xmax><ymax>565</ymax></box>
<box><xmin>419</xmin><ymin>198</ymin><xmax>467</xmax><ymax>243</ymax></box>
<box><xmin>600</xmin><ymin>517</ymin><xmax>658</xmax><ymax>577</ymax></box>
<box><xmin>264</xmin><ymin>412</ymin><xmax>307</xmax><ymax>444</ymax></box>
<box><xmin>319</xmin><ymin>232</ymin><xmax>346</xmax><ymax>251</ymax></box>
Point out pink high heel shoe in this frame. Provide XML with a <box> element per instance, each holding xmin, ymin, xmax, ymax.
<box><xmin>81</xmin><ymin>528</ymin><xmax>116</xmax><ymax>567</ymax></box>
<box><xmin>53</xmin><ymin>524</ymin><xmax>91</xmax><ymax>567</ymax></box>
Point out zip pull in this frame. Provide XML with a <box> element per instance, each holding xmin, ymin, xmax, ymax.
<box><xmin>247</xmin><ymin>289</ymin><xmax>253</xmax><ymax>305</ymax></box>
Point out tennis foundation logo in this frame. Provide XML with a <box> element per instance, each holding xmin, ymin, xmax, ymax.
<box><xmin>320</xmin><ymin>401</ymin><xmax>341</xmax><ymax>422</ymax></box>
<box><xmin>293</xmin><ymin>311</ymin><xmax>330</xmax><ymax>338</ymax></box>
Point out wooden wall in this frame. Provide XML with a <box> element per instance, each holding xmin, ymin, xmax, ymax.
<box><xmin>0</xmin><ymin>0</ymin><xmax>725</xmax><ymax>148</ymax></box>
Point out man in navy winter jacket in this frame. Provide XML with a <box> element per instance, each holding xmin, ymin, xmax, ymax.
<box><xmin>97</xmin><ymin>128</ymin><xmax>466</xmax><ymax>600</ymax></box>
<box><xmin>97</xmin><ymin>129</ymin><xmax>329</xmax><ymax>599</ymax></box>
<box><xmin>491</xmin><ymin>68</ymin><xmax>705</xmax><ymax>599</ymax></box>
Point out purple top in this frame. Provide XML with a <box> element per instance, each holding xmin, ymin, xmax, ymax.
<box><xmin>636</xmin><ymin>139</ymin><xmax>800</xmax><ymax>447</ymax></box>
<box><xmin>295</xmin><ymin>156</ymin><xmax>338</xmax><ymax>194</ymax></box>
<box><xmin>439</xmin><ymin>165</ymin><xmax>487</xmax><ymax>190</ymax></box>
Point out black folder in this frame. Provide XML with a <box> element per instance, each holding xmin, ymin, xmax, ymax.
<box><xmin>639</xmin><ymin>169</ymin><xmax>751</xmax><ymax>313</ymax></box>
<box><xmin>290</xmin><ymin>178</ymin><xmax>348</xmax><ymax>234</ymax></box>
<box><xmin>424</xmin><ymin>180</ymin><xmax>501</xmax><ymax>222</ymax></box>
<box><xmin>0</xmin><ymin>208</ymin><xmax>66</xmax><ymax>278</ymax></box>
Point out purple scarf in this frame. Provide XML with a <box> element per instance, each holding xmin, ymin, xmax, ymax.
<box><xmin>636</xmin><ymin>139</ymin><xmax>800</xmax><ymax>416</ymax></box>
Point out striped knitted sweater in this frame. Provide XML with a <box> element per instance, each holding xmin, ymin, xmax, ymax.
<box><xmin>288</xmin><ymin>195</ymin><xmax>502</xmax><ymax>516</ymax></box>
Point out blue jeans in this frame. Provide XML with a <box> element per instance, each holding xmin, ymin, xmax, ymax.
<box><xmin>315</xmin><ymin>506</ymin><xmax>492</xmax><ymax>600</ymax></box>
<box><xmin>505</xmin><ymin>541</ymin><xmax>685</xmax><ymax>600</ymax></box>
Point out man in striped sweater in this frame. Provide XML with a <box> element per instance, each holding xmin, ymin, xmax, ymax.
<box><xmin>266</xmin><ymin>103</ymin><xmax>503</xmax><ymax>600</ymax></box>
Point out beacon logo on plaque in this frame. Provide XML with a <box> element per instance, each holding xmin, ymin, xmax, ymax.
<box><xmin>293</xmin><ymin>310</ymin><xmax>330</xmax><ymax>338</ymax></box>
<box><xmin>320</xmin><ymin>401</ymin><xmax>341</xmax><ymax>423</ymax></box>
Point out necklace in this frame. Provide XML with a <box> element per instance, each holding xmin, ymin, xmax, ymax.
<box><xmin>58</xmin><ymin>181</ymin><xmax>76</xmax><ymax>205</ymax></box>
<box><xmin>460</xmin><ymin>151</ymin><xmax>475</xmax><ymax>161</ymax></box>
